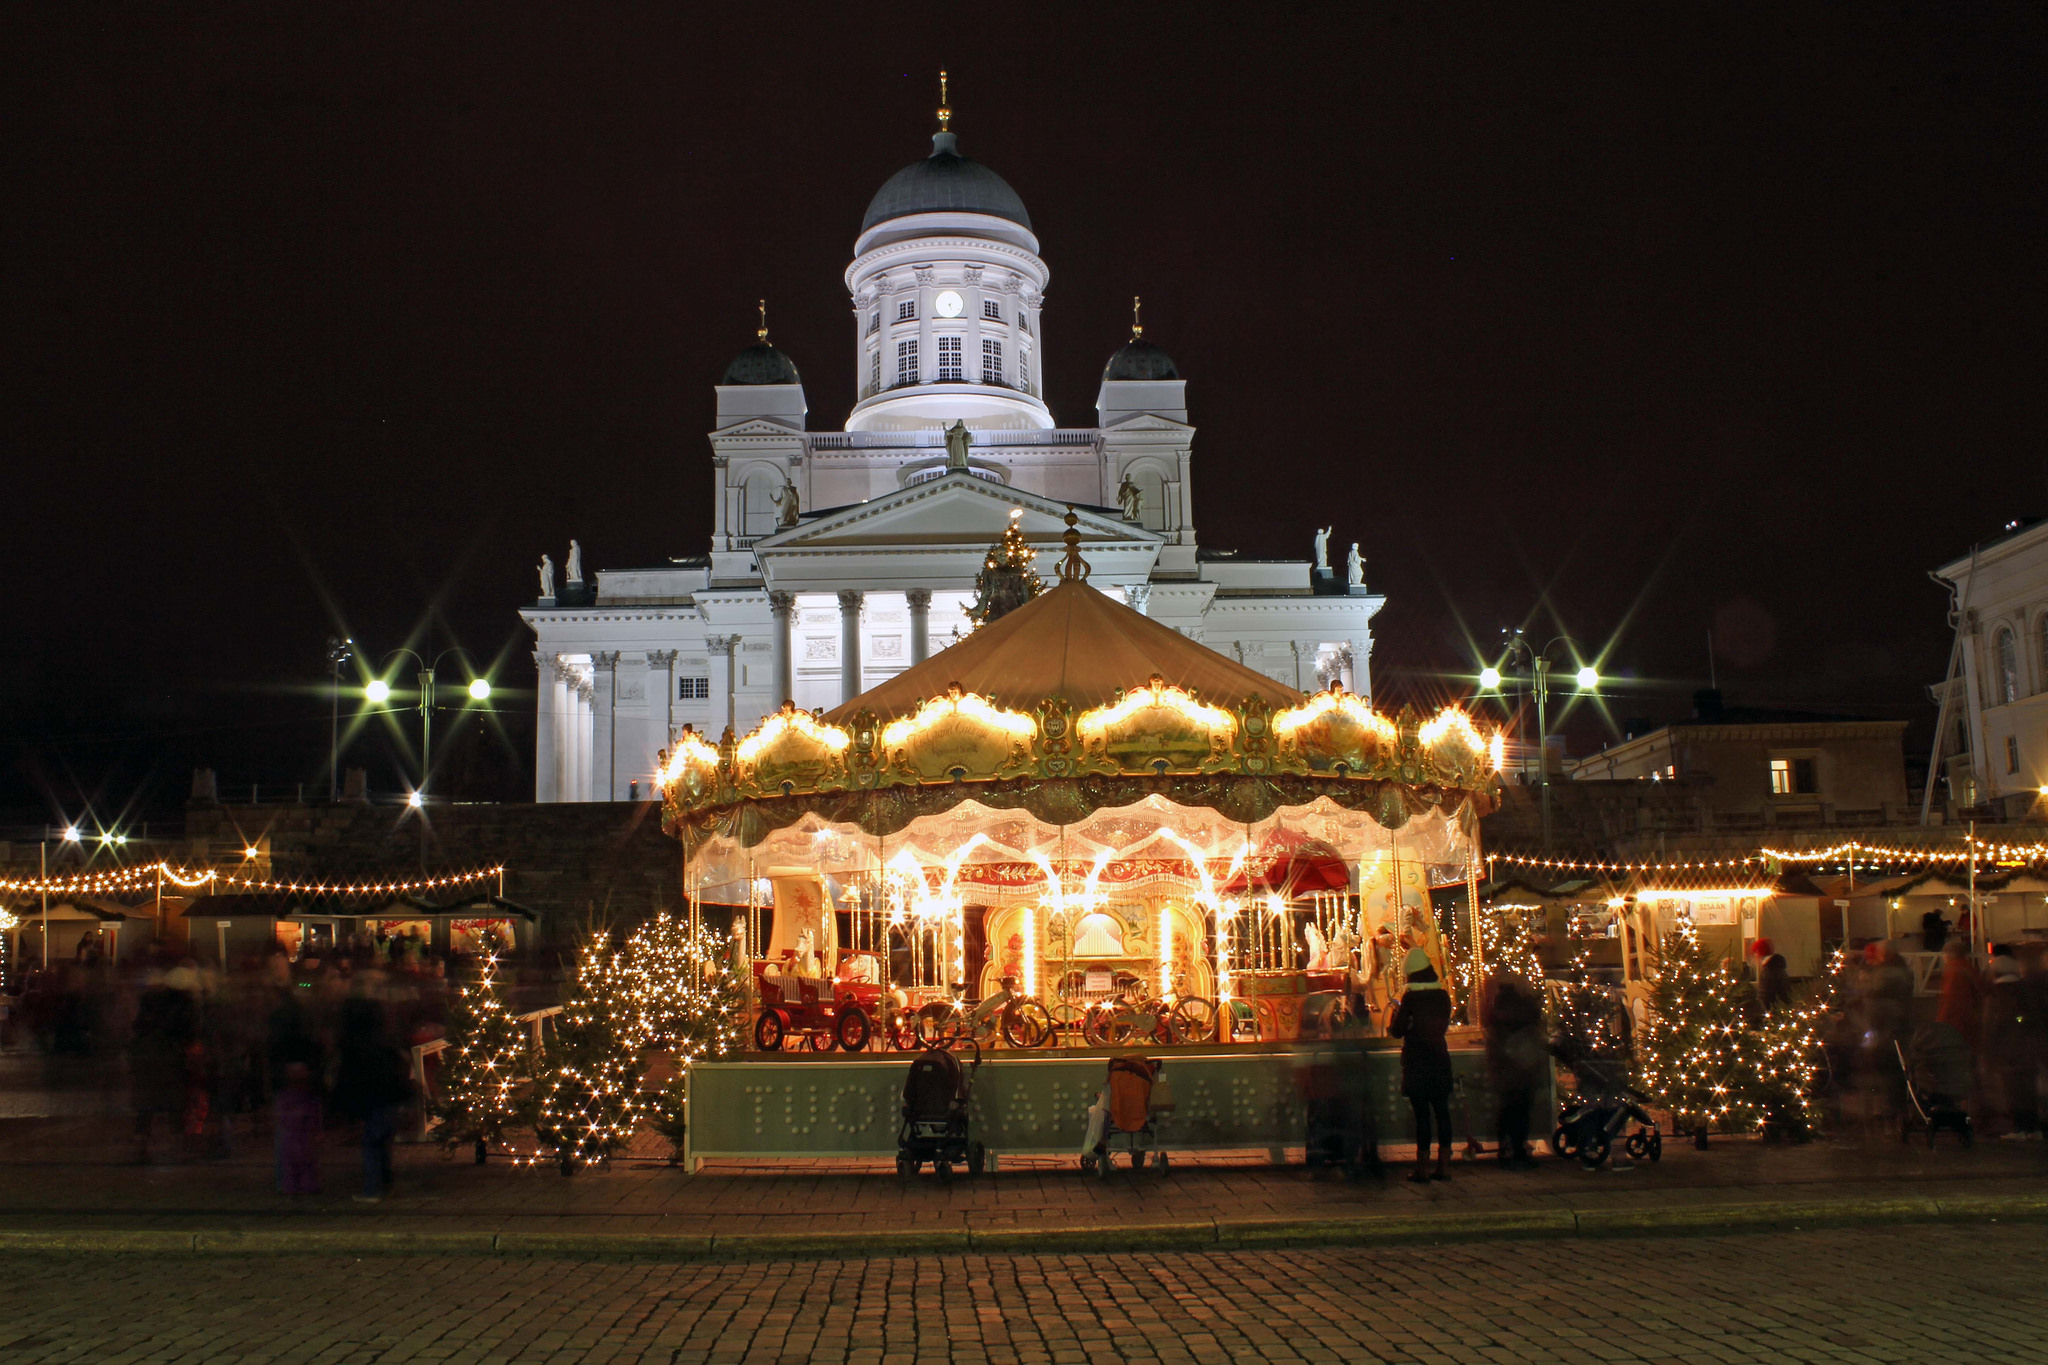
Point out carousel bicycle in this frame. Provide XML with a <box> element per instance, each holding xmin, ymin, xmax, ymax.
<box><xmin>915</xmin><ymin>977</ymin><xmax>1058</xmax><ymax>1050</ymax></box>
<box><xmin>1081</xmin><ymin>979</ymin><xmax>1217</xmax><ymax>1047</ymax></box>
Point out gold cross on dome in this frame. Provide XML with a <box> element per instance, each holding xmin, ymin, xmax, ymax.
<box><xmin>756</xmin><ymin>298</ymin><xmax>768</xmax><ymax>342</ymax></box>
<box><xmin>938</xmin><ymin>70</ymin><xmax>951</xmax><ymax>131</ymax></box>
<box><xmin>1131</xmin><ymin>295</ymin><xmax>1143</xmax><ymax>339</ymax></box>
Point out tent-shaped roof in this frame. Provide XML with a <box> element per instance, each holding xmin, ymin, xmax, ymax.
<box><xmin>827</xmin><ymin>575</ymin><xmax>1303</xmax><ymax>723</ymax></box>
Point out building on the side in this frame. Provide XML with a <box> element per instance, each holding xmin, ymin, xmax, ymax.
<box><xmin>520</xmin><ymin>99</ymin><xmax>1384</xmax><ymax>802</ymax></box>
<box><xmin>1562</xmin><ymin>690</ymin><xmax>1910</xmax><ymax>830</ymax></box>
<box><xmin>1930</xmin><ymin>518</ymin><xmax>2048</xmax><ymax>821</ymax></box>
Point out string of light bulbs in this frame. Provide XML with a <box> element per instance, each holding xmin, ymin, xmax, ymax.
<box><xmin>1489</xmin><ymin>838</ymin><xmax>2048</xmax><ymax>878</ymax></box>
<box><xmin>0</xmin><ymin>861</ymin><xmax>504</xmax><ymax>898</ymax></box>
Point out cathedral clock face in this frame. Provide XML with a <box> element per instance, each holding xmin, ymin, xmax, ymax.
<box><xmin>933</xmin><ymin>289</ymin><xmax>965</xmax><ymax>318</ymax></box>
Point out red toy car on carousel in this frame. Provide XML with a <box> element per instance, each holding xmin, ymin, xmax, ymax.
<box><xmin>753</xmin><ymin>950</ymin><xmax>890</xmax><ymax>1052</ymax></box>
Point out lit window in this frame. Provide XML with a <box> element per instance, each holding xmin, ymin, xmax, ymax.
<box><xmin>896</xmin><ymin>339</ymin><xmax>918</xmax><ymax>385</ymax></box>
<box><xmin>937</xmin><ymin>335</ymin><xmax>962</xmax><ymax>381</ymax></box>
<box><xmin>1770</xmin><ymin>757</ymin><xmax>1817</xmax><ymax>795</ymax></box>
<box><xmin>898</xmin><ymin>299</ymin><xmax>917</xmax><ymax>322</ymax></box>
<box><xmin>982</xmin><ymin>338</ymin><xmax>1004</xmax><ymax>384</ymax></box>
<box><xmin>1770</xmin><ymin>759</ymin><xmax>1793</xmax><ymax>795</ymax></box>
<box><xmin>678</xmin><ymin>677</ymin><xmax>710</xmax><ymax>701</ymax></box>
<box><xmin>2008</xmin><ymin>735</ymin><xmax>2021</xmax><ymax>774</ymax></box>
<box><xmin>983</xmin><ymin>299</ymin><xmax>1001</xmax><ymax>321</ymax></box>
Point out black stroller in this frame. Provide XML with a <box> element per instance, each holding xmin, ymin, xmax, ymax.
<box><xmin>897</xmin><ymin>1040</ymin><xmax>985</xmax><ymax>1179</ymax></box>
<box><xmin>1897</xmin><ymin>1021</ymin><xmax>1973</xmax><ymax>1146</ymax></box>
<box><xmin>1551</xmin><ymin>1050</ymin><xmax>1662</xmax><ymax>1167</ymax></box>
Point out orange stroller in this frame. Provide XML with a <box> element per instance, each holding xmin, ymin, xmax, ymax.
<box><xmin>1079</xmin><ymin>1057</ymin><xmax>1174</xmax><ymax>1175</ymax></box>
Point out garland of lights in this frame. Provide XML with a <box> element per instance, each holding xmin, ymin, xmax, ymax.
<box><xmin>0</xmin><ymin>863</ymin><xmax>503</xmax><ymax>897</ymax></box>
<box><xmin>1491</xmin><ymin>838</ymin><xmax>2048</xmax><ymax>877</ymax></box>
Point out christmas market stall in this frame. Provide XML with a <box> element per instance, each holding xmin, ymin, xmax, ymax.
<box><xmin>660</xmin><ymin>516</ymin><xmax>1526</xmax><ymax>1167</ymax></box>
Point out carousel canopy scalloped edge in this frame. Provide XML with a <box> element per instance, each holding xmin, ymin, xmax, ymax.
<box><xmin>659</xmin><ymin>678</ymin><xmax>1504</xmax><ymax>850</ymax></box>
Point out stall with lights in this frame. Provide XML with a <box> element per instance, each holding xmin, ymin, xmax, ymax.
<box><xmin>661</xmin><ymin>521</ymin><xmax>1524</xmax><ymax>1165</ymax></box>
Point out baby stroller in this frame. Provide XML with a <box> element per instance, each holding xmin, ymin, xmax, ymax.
<box><xmin>1551</xmin><ymin>1051</ymin><xmax>1661</xmax><ymax>1167</ymax></box>
<box><xmin>1080</xmin><ymin>1056</ymin><xmax>1172</xmax><ymax>1176</ymax></box>
<box><xmin>896</xmin><ymin>1040</ymin><xmax>985</xmax><ymax>1179</ymax></box>
<box><xmin>1297</xmin><ymin>1041</ymin><xmax>1381</xmax><ymax>1181</ymax></box>
<box><xmin>1897</xmin><ymin>1021</ymin><xmax>1973</xmax><ymax>1146</ymax></box>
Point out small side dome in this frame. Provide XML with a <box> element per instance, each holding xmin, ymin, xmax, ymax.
<box><xmin>722</xmin><ymin>342</ymin><xmax>801</xmax><ymax>386</ymax></box>
<box><xmin>1103</xmin><ymin>337</ymin><xmax>1179</xmax><ymax>382</ymax></box>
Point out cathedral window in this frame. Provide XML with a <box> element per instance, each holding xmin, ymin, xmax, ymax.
<box><xmin>898</xmin><ymin>299</ymin><xmax>917</xmax><ymax>322</ymax></box>
<box><xmin>678</xmin><ymin>676</ymin><xmax>710</xmax><ymax>701</ymax></box>
<box><xmin>982</xmin><ymin>338</ymin><xmax>1004</xmax><ymax>385</ymax></box>
<box><xmin>1017</xmin><ymin>348</ymin><xmax>1030</xmax><ymax>394</ymax></box>
<box><xmin>896</xmin><ymin>339</ymin><xmax>918</xmax><ymax>386</ymax></box>
<box><xmin>983</xmin><ymin>299</ymin><xmax>1001</xmax><ymax>321</ymax></box>
<box><xmin>937</xmin><ymin>335</ymin><xmax>963</xmax><ymax>381</ymax></box>
<box><xmin>1019</xmin><ymin>311</ymin><xmax>1030</xmax><ymax>333</ymax></box>
<box><xmin>1996</xmin><ymin>628</ymin><xmax>2020</xmax><ymax>704</ymax></box>
<box><xmin>866</xmin><ymin>312</ymin><xmax>879</xmax><ymax>336</ymax></box>
<box><xmin>869</xmin><ymin>348</ymin><xmax>881</xmax><ymax>393</ymax></box>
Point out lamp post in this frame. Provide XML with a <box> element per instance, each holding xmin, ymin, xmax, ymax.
<box><xmin>327</xmin><ymin>637</ymin><xmax>353</xmax><ymax>801</ymax></box>
<box><xmin>365</xmin><ymin>648</ymin><xmax>491</xmax><ymax>802</ymax></box>
<box><xmin>39</xmin><ymin>824</ymin><xmax>82</xmax><ymax>970</ymax></box>
<box><xmin>1481</xmin><ymin>632</ymin><xmax>1599</xmax><ymax>855</ymax></box>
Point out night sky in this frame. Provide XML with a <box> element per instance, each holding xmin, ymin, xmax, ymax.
<box><xmin>8</xmin><ymin>4</ymin><xmax>2045</xmax><ymax>827</ymax></box>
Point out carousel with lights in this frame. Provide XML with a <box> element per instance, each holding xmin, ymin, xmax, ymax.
<box><xmin>659</xmin><ymin>514</ymin><xmax>1505</xmax><ymax>1059</ymax></box>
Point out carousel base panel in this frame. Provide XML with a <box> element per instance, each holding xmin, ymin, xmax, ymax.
<box><xmin>684</xmin><ymin>1046</ymin><xmax>1553</xmax><ymax>1167</ymax></box>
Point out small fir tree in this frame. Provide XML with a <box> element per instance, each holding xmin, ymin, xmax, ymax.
<box><xmin>621</xmin><ymin>913</ymin><xmax>750</xmax><ymax>1061</ymax></box>
<box><xmin>1635</xmin><ymin>927</ymin><xmax>1768</xmax><ymax>1139</ymax></box>
<box><xmin>965</xmin><ymin>515</ymin><xmax>1044</xmax><ymax>628</ymax></box>
<box><xmin>1450</xmin><ymin>908</ymin><xmax>1546</xmax><ymax>1020</ymax></box>
<box><xmin>434</xmin><ymin>930</ymin><xmax>530</xmax><ymax>1157</ymax></box>
<box><xmin>1549</xmin><ymin>942</ymin><xmax>1626</xmax><ymax>1062</ymax></box>
<box><xmin>533</xmin><ymin>937</ymin><xmax>644</xmax><ymax>1172</ymax></box>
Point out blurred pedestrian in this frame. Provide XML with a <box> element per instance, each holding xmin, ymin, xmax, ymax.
<box><xmin>331</xmin><ymin>992</ymin><xmax>412</xmax><ymax>1203</ymax></box>
<box><xmin>1481</xmin><ymin>967</ymin><xmax>1545</xmax><ymax>1168</ymax></box>
<box><xmin>274</xmin><ymin>1060</ymin><xmax>323</xmax><ymax>1193</ymax></box>
<box><xmin>129</xmin><ymin>968</ymin><xmax>198</xmax><ymax>1164</ymax></box>
<box><xmin>1921</xmin><ymin>907</ymin><xmax>1950</xmax><ymax>954</ymax></box>
<box><xmin>1390</xmin><ymin>944</ymin><xmax>1453</xmax><ymax>1183</ymax></box>
<box><xmin>1936</xmin><ymin>940</ymin><xmax>1985</xmax><ymax>1054</ymax></box>
<box><xmin>1757</xmin><ymin>953</ymin><xmax>1794</xmax><ymax>1015</ymax></box>
<box><xmin>1985</xmin><ymin>950</ymin><xmax>2042</xmax><ymax>1140</ymax></box>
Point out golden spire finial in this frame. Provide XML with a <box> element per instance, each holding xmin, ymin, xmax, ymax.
<box><xmin>1131</xmin><ymin>295</ymin><xmax>1143</xmax><ymax>340</ymax></box>
<box><xmin>937</xmin><ymin>69</ymin><xmax>951</xmax><ymax>132</ymax></box>
<box><xmin>756</xmin><ymin>298</ymin><xmax>768</xmax><ymax>343</ymax></box>
<box><xmin>1056</xmin><ymin>506</ymin><xmax>1091</xmax><ymax>582</ymax></box>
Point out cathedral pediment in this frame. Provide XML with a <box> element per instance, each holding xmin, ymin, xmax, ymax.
<box><xmin>755</xmin><ymin>473</ymin><xmax>1159</xmax><ymax>552</ymax></box>
<box><xmin>1099</xmin><ymin>413</ymin><xmax>1194</xmax><ymax>435</ymax></box>
<box><xmin>709</xmin><ymin>418</ymin><xmax>806</xmax><ymax>439</ymax></box>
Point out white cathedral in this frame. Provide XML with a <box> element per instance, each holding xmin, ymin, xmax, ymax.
<box><xmin>522</xmin><ymin>97</ymin><xmax>1385</xmax><ymax>802</ymax></box>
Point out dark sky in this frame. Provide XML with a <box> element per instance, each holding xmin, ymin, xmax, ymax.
<box><xmin>8</xmin><ymin>4</ymin><xmax>2046</xmax><ymax>827</ymax></box>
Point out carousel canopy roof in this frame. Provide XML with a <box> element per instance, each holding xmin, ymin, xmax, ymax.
<box><xmin>827</xmin><ymin>576</ymin><xmax>1301</xmax><ymax>724</ymax></box>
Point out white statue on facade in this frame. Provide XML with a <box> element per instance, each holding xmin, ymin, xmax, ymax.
<box><xmin>566</xmin><ymin>539</ymin><xmax>584</xmax><ymax>584</ymax></box>
<box><xmin>537</xmin><ymin>553</ymin><xmax>555</xmax><ymax>599</ymax></box>
<box><xmin>944</xmin><ymin>419</ymin><xmax>972</xmax><ymax>470</ymax></box>
<box><xmin>770</xmin><ymin>478</ymin><xmax>800</xmax><ymax>527</ymax></box>
<box><xmin>1116</xmin><ymin>473</ymin><xmax>1143</xmax><ymax>521</ymax></box>
<box><xmin>1314</xmin><ymin>527</ymin><xmax>1331</xmax><ymax>571</ymax></box>
<box><xmin>1346</xmin><ymin>542</ymin><xmax>1364</xmax><ymax>589</ymax></box>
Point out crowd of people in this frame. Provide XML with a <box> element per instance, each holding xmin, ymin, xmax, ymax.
<box><xmin>4</xmin><ymin>928</ymin><xmax>497</xmax><ymax>1200</ymax></box>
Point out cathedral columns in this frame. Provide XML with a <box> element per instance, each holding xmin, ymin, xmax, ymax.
<box><xmin>905</xmin><ymin>588</ymin><xmax>931</xmax><ymax>666</ymax></box>
<box><xmin>592</xmin><ymin>651</ymin><xmax>620</xmax><ymax>801</ymax></box>
<box><xmin>534</xmin><ymin>652</ymin><xmax>559</xmax><ymax>801</ymax></box>
<box><xmin>769</xmin><ymin>592</ymin><xmax>796</xmax><ymax>706</ymax></box>
<box><xmin>838</xmin><ymin>590</ymin><xmax>865</xmax><ymax>704</ymax></box>
<box><xmin>647</xmin><ymin>650</ymin><xmax>678</xmax><ymax>754</ymax></box>
<box><xmin>706</xmin><ymin>634</ymin><xmax>738</xmax><ymax>739</ymax></box>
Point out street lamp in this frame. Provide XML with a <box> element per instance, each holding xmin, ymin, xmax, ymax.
<box><xmin>1480</xmin><ymin>632</ymin><xmax>1600</xmax><ymax>854</ymax></box>
<box><xmin>363</xmin><ymin>647</ymin><xmax>492</xmax><ymax>802</ymax></box>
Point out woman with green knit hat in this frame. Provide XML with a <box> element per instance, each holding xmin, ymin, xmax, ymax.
<box><xmin>1390</xmin><ymin>940</ymin><xmax>1455</xmax><ymax>1182</ymax></box>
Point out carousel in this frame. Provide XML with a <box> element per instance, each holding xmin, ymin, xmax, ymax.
<box><xmin>661</xmin><ymin>517</ymin><xmax>1521</xmax><ymax>1167</ymax></box>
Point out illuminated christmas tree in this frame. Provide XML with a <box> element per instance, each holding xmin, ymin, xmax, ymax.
<box><xmin>621</xmin><ymin>913</ymin><xmax>750</xmax><ymax>1061</ymax></box>
<box><xmin>434</xmin><ymin>930</ymin><xmax>530</xmax><ymax>1160</ymax></box>
<box><xmin>965</xmin><ymin>511</ymin><xmax>1044</xmax><ymax>628</ymax></box>
<box><xmin>1549</xmin><ymin>941</ymin><xmax>1625</xmax><ymax>1061</ymax></box>
<box><xmin>533</xmin><ymin>937</ymin><xmax>644</xmax><ymax>1173</ymax></box>
<box><xmin>1636</xmin><ymin>927</ymin><xmax>1768</xmax><ymax>1141</ymax></box>
<box><xmin>1449</xmin><ymin>907</ymin><xmax>1546</xmax><ymax>1017</ymax></box>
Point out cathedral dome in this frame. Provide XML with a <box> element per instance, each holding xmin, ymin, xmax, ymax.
<box><xmin>1103</xmin><ymin>336</ymin><xmax>1179</xmax><ymax>381</ymax></box>
<box><xmin>722</xmin><ymin>341</ymin><xmax>801</xmax><ymax>386</ymax></box>
<box><xmin>862</xmin><ymin>132</ymin><xmax>1032</xmax><ymax>233</ymax></box>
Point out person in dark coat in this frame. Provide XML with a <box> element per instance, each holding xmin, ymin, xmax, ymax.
<box><xmin>129</xmin><ymin>972</ymin><xmax>199</xmax><ymax>1164</ymax></box>
<box><xmin>1984</xmin><ymin>951</ymin><xmax>2042</xmax><ymax>1139</ymax></box>
<box><xmin>1481</xmin><ymin>968</ymin><xmax>1546</xmax><ymax>1168</ymax></box>
<box><xmin>330</xmin><ymin>993</ymin><xmax>412</xmax><ymax>1202</ymax></box>
<box><xmin>1757</xmin><ymin>954</ymin><xmax>1794</xmax><ymax>1016</ymax></box>
<box><xmin>1390</xmin><ymin>945</ymin><xmax>1454</xmax><ymax>1183</ymax></box>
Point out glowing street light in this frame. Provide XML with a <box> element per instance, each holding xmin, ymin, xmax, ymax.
<box><xmin>1478</xmin><ymin>666</ymin><xmax>1503</xmax><ymax>690</ymax></box>
<box><xmin>1489</xmin><ymin>631</ymin><xmax>1604</xmax><ymax>854</ymax></box>
<box><xmin>364</xmin><ymin>647</ymin><xmax>491</xmax><ymax>802</ymax></box>
<box><xmin>1576</xmin><ymin>665</ymin><xmax>1600</xmax><ymax>690</ymax></box>
<box><xmin>61</xmin><ymin>826</ymin><xmax>81</xmax><ymax>843</ymax></box>
<box><xmin>407</xmin><ymin>790</ymin><xmax>424</xmax><ymax>809</ymax></box>
<box><xmin>467</xmin><ymin>677</ymin><xmax>492</xmax><ymax>701</ymax></box>
<box><xmin>364</xmin><ymin>679</ymin><xmax>392</xmax><ymax>704</ymax></box>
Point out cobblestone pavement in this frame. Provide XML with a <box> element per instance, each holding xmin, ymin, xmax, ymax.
<box><xmin>0</xmin><ymin>1223</ymin><xmax>2038</xmax><ymax>1363</ymax></box>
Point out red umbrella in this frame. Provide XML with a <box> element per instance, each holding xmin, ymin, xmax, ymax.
<box><xmin>1219</xmin><ymin>832</ymin><xmax>1350</xmax><ymax>897</ymax></box>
